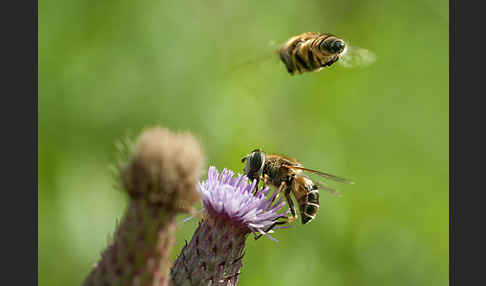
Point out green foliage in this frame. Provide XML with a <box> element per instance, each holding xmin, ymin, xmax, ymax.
<box><xmin>39</xmin><ymin>0</ymin><xmax>448</xmax><ymax>285</ymax></box>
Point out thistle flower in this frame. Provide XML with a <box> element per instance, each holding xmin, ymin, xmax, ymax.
<box><xmin>170</xmin><ymin>166</ymin><xmax>289</xmax><ymax>286</ymax></box>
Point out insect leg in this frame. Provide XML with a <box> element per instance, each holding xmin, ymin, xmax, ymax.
<box><xmin>261</xmin><ymin>174</ymin><xmax>269</xmax><ymax>191</ymax></box>
<box><xmin>253</xmin><ymin>219</ymin><xmax>288</xmax><ymax>240</ymax></box>
<box><xmin>252</xmin><ymin>176</ymin><xmax>261</xmax><ymax>195</ymax></box>
<box><xmin>284</xmin><ymin>186</ymin><xmax>298</xmax><ymax>223</ymax></box>
<box><xmin>255</xmin><ymin>174</ymin><xmax>269</xmax><ymax>196</ymax></box>
<box><xmin>252</xmin><ymin>174</ymin><xmax>268</xmax><ymax>195</ymax></box>
<box><xmin>267</xmin><ymin>180</ymin><xmax>286</xmax><ymax>208</ymax></box>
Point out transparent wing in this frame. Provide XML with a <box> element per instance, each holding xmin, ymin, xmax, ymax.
<box><xmin>312</xmin><ymin>180</ymin><xmax>341</xmax><ymax>197</ymax></box>
<box><xmin>227</xmin><ymin>40</ymin><xmax>280</xmax><ymax>74</ymax></box>
<box><xmin>339</xmin><ymin>45</ymin><xmax>376</xmax><ymax>68</ymax></box>
<box><xmin>284</xmin><ymin>165</ymin><xmax>355</xmax><ymax>184</ymax></box>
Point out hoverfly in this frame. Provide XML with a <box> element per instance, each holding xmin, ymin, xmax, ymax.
<box><xmin>241</xmin><ymin>149</ymin><xmax>354</xmax><ymax>225</ymax></box>
<box><xmin>232</xmin><ymin>32</ymin><xmax>375</xmax><ymax>76</ymax></box>
<box><xmin>278</xmin><ymin>32</ymin><xmax>376</xmax><ymax>75</ymax></box>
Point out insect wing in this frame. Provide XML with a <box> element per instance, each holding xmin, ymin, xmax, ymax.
<box><xmin>339</xmin><ymin>45</ymin><xmax>376</xmax><ymax>68</ymax></box>
<box><xmin>284</xmin><ymin>165</ymin><xmax>355</xmax><ymax>184</ymax></box>
<box><xmin>229</xmin><ymin>40</ymin><xmax>280</xmax><ymax>74</ymax></box>
<box><xmin>312</xmin><ymin>180</ymin><xmax>341</xmax><ymax>197</ymax></box>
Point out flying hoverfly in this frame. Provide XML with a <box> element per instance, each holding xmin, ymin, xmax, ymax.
<box><xmin>233</xmin><ymin>32</ymin><xmax>375</xmax><ymax>76</ymax></box>
<box><xmin>279</xmin><ymin>32</ymin><xmax>375</xmax><ymax>75</ymax></box>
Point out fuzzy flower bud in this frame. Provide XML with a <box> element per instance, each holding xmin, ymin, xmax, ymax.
<box><xmin>170</xmin><ymin>167</ymin><xmax>289</xmax><ymax>286</ymax></box>
<box><xmin>83</xmin><ymin>127</ymin><xmax>205</xmax><ymax>286</ymax></box>
<box><xmin>121</xmin><ymin>127</ymin><xmax>204</xmax><ymax>212</ymax></box>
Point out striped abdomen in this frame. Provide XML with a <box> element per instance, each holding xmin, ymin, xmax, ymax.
<box><xmin>292</xmin><ymin>176</ymin><xmax>320</xmax><ymax>224</ymax></box>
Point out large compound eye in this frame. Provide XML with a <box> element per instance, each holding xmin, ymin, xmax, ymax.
<box><xmin>331</xmin><ymin>40</ymin><xmax>345</xmax><ymax>53</ymax></box>
<box><xmin>243</xmin><ymin>150</ymin><xmax>265</xmax><ymax>179</ymax></box>
<box><xmin>321</xmin><ymin>39</ymin><xmax>346</xmax><ymax>54</ymax></box>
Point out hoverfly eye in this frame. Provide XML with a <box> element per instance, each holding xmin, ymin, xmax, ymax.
<box><xmin>322</xmin><ymin>39</ymin><xmax>346</xmax><ymax>54</ymax></box>
<box><xmin>331</xmin><ymin>40</ymin><xmax>345</xmax><ymax>53</ymax></box>
<box><xmin>243</xmin><ymin>151</ymin><xmax>265</xmax><ymax>178</ymax></box>
<box><xmin>249</xmin><ymin>151</ymin><xmax>264</xmax><ymax>170</ymax></box>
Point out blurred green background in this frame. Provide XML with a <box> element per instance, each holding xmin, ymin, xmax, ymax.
<box><xmin>39</xmin><ymin>0</ymin><xmax>448</xmax><ymax>285</ymax></box>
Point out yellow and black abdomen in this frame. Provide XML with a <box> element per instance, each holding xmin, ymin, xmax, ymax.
<box><xmin>292</xmin><ymin>176</ymin><xmax>320</xmax><ymax>224</ymax></box>
<box><xmin>302</xmin><ymin>185</ymin><xmax>319</xmax><ymax>224</ymax></box>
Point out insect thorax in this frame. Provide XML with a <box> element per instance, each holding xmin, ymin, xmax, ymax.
<box><xmin>263</xmin><ymin>160</ymin><xmax>292</xmax><ymax>187</ymax></box>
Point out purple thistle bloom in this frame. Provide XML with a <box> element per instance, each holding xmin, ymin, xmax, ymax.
<box><xmin>171</xmin><ymin>166</ymin><xmax>290</xmax><ymax>286</ymax></box>
<box><xmin>199</xmin><ymin>166</ymin><xmax>288</xmax><ymax>241</ymax></box>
